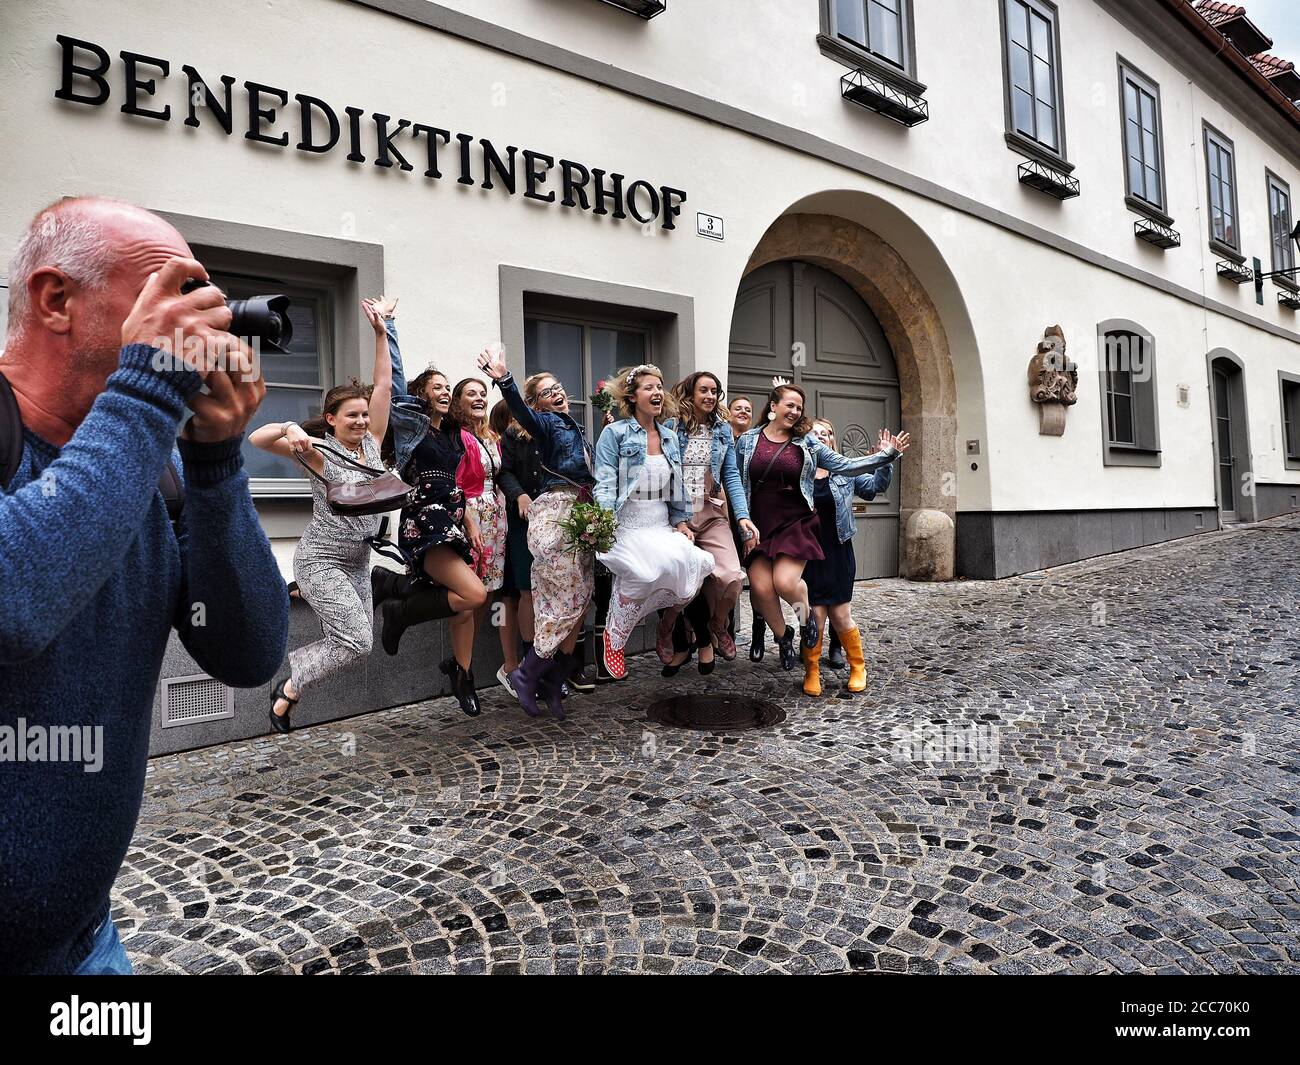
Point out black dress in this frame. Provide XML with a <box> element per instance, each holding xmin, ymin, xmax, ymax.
<box><xmin>805</xmin><ymin>477</ymin><xmax>855</xmax><ymax>606</ymax></box>
<box><xmin>746</xmin><ymin>433</ymin><xmax>823</xmax><ymax>564</ymax></box>
<box><xmin>399</xmin><ymin>422</ymin><xmax>472</xmax><ymax>568</ymax></box>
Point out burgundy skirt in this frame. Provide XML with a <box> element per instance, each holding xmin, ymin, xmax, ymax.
<box><xmin>746</xmin><ymin>481</ymin><xmax>823</xmax><ymax>564</ymax></box>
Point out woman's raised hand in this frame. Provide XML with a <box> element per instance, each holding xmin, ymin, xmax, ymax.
<box><xmin>361</xmin><ymin>297</ymin><xmax>395</xmax><ymax>334</ymax></box>
<box><xmin>884</xmin><ymin>430</ymin><xmax>912</xmax><ymax>454</ymax></box>
<box><xmin>477</xmin><ymin>343</ymin><xmax>509</xmax><ymax>380</ymax></box>
<box><xmin>283</xmin><ymin>422</ymin><xmax>314</xmax><ymax>454</ymax></box>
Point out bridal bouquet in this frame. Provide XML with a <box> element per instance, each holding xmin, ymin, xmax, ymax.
<box><xmin>591</xmin><ymin>380</ymin><xmax>614</xmax><ymax>415</ymax></box>
<box><xmin>558</xmin><ymin>501</ymin><xmax>617</xmax><ymax>554</ymax></box>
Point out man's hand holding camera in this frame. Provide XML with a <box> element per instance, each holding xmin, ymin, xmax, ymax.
<box><xmin>121</xmin><ymin>256</ymin><xmax>266</xmax><ymax>443</ymax></box>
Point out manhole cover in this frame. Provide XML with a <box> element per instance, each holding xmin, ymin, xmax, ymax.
<box><xmin>646</xmin><ymin>694</ymin><xmax>786</xmax><ymax>731</ymax></box>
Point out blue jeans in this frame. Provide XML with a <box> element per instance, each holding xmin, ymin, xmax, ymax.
<box><xmin>73</xmin><ymin>915</ymin><xmax>133</xmax><ymax>975</ymax></box>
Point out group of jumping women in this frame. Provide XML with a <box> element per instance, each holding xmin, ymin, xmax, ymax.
<box><xmin>256</xmin><ymin>297</ymin><xmax>909</xmax><ymax>731</ymax></box>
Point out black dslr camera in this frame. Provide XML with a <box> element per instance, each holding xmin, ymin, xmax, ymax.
<box><xmin>179</xmin><ymin>278</ymin><xmax>293</xmax><ymax>355</ymax></box>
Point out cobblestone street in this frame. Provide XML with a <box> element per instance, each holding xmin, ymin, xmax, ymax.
<box><xmin>114</xmin><ymin>516</ymin><xmax>1300</xmax><ymax>974</ymax></box>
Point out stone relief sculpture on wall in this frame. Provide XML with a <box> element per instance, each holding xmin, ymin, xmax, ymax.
<box><xmin>1027</xmin><ymin>324</ymin><xmax>1077</xmax><ymax>436</ymax></box>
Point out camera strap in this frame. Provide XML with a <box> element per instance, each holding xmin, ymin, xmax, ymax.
<box><xmin>0</xmin><ymin>370</ymin><xmax>185</xmax><ymax>528</ymax></box>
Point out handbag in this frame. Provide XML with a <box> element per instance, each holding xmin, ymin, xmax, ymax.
<box><xmin>295</xmin><ymin>439</ymin><xmax>416</xmax><ymax>516</ymax></box>
<box><xmin>539</xmin><ymin>460</ymin><xmax>595</xmax><ymax>505</ymax></box>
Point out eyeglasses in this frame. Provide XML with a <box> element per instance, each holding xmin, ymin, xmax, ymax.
<box><xmin>538</xmin><ymin>382</ymin><xmax>566</xmax><ymax>400</ymax></box>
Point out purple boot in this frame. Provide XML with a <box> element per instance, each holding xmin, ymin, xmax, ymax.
<box><xmin>537</xmin><ymin>652</ymin><xmax>571</xmax><ymax>721</ymax></box>
<box><xmin>508</xmin><ymin>649</ymin><xmax>548</xmax><ymax>717</ymax></box>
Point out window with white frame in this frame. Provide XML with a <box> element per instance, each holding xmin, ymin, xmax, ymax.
<box><xmin>1281</xmin><ymin>373</ymin><xmax>1300</xmax><ymax>469</ymax></box>
<box><xmin>1098</xmin><ymin>325</ymin><xmax>1160</xmax><ymax>467</ymax></box>
<box><xmin>208</xmin><ymin>270</ymin><xmax>333</xmax><ymax>490</ymax></box>
<box><xmin>523</xmin><ymin>310</ymin><xmax>650</xmax><ymax>441</ymax></box>
<box><xmin>1268</xmin><ymin>171</ymin><xmax>1295</xmax><ymax>286</ymax></box>
<box><xmin>832</xmin><ymin>0</ymin><xmax>909</xmax><ymax>70</ymax></box>
<box><xmin>1003</xmin><ymin>0</ymin><xmax>1065</xmax><ymax>156</ymax></box>
<box><xmin>1119</xmin><ymin>60</ymin><xmax>1166</xmax><ymax>214</ymax></box>
<box><xmin>1203</xmin><ymin>124</ymin><xmax>1240</xmax><ymax>255</ymax></box>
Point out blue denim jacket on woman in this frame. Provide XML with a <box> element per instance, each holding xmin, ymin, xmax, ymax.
<box><xmin>823</xmin><ymin>465</ymin><xmax>895</xmax><ymax>543</ymax></box>
<box><xmin>382</xmin><ymin>318</ymin><xmax>438</xmax><ymax>475</ymax></box>
<box><xmin>594</xmin><ymin>417</ymin><xmax>690</xmax><ymax>526</ymax></box>
<box><xmin>493</xmin><ymin>372</ymin><xmax>596</xmax><ymax>493</ymax></box>
<box><xmin>662</xmin><ymin>416</ymin><xmax>751</xmax><ymax>523</ymax></box>
<box><xmin>734</xmin><ymin>426</ymin><xmax>898</xmax><ymax>514</ymax></box>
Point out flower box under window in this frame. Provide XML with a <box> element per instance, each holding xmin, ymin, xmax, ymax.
<box><xmin>1134</xmin><ymin>217</ymin><xmax>1181</xmax><ymax>249</ymax></box>
<box><xmin>840</xmin><ymin>68</ymin><xmax>929</xmax><ymax>127</ymax></box>
<box><xmin>1017</xmin><ymin>159</ymin><xmax>1079</xmax><ymax>200</ymax></box>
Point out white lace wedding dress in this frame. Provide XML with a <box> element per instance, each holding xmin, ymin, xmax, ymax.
<box><xmin>598</xmin><ymin>453</ymin><xmax>715</xmax><ymax>652</ymax></box>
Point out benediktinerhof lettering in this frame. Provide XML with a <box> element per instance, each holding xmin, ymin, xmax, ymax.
<box><xmin>54</xmin><ymin>34</ymin><xmax>689</xmax><ymax>230</ymax></box>
<box><xmin>2</xmin><ymin>0</ymin><xmax>1296</xmax><ymax>1044</ymax></box>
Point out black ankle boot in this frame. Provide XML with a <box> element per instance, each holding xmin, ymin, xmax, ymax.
<box><xmin>371</xmin><ymin>566</ymin><xmax>406</xmax><ymax>612</ymax></box>
<box><xmin>567</xmin><ymin>633</ymin><xmax>596</xmax><ymax>693</ymax></box>
<box><xmin>777</xmin><ymin>625</ymin><xmax>797</xmax><ymax>671</ymax></box>
<box><xmin>380</xmin><ymin>583</ymin><xmax>451</xmax><ymax>655</ymax></box>
<box><xmin>826</xmin><ymin>628</ymin><xmax>846</xmax><ymax>669</ymax></box>
<box><xmin>440</xmin><ymin>656</ymin><xmax>481</xmax><ymax>716</ymax></box>
<box><xmin>749</xmin><ymin>616</ymin><xmax>767</xmax><ymax>663</ymax></box>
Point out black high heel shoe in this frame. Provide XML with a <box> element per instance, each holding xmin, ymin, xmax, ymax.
<box><xmin>826</xmin><ymin>628</ymin><xmax>846</xmax><ymax>670</ymax></box>
<box><xmin>777</xmin><ymin>626</ymin><xmax>797</xmax><ymax>671</ymax></box>
<box><xmin>698</xmin><ymin>643</ymin><xmax>716</xmax><ymax>676</ymax></box>
<box><xmin>440</xmin><ymin>656</ymin><xmax>482</xmax><ymax>717</ymax></box>
<box><xmin>268</xmin><ymin>678</ymin><xmax>298</xmax><ymax>734</ymax></box>
<box><xmin>662</xmin><ymin>649</ymin><xmax>693</xmax><ymax>677</ymax></box>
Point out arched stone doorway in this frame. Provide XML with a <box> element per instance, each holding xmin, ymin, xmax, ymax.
<box><xmin>734</xmin><ymin>213</ymin><xmax>958</xmax><ymax>580</ymax></box>
<box><xmin>1207</xmin><ymin>349</ymin><xmax>1255</xmax><ymax>524</ymax></box>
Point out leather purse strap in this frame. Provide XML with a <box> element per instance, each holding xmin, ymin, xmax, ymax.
<box><xmin>293</xmin><ymin>439</ymin><xmax>387</xmax><ymax>482</ymax></box>
<box><xmin>751</xmin><ymin>437</ymin><xmax>792</xmax><ymax>493</ymax></box>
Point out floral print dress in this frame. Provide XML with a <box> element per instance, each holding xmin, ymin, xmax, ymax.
<box><xmin>466</xmin><ymin>435</ymin><xmax>507</xmax><ymax>592</ymax></box>
<box><xmin>399</xmin><ymin>424</ymin><xmax>472</xmax><ymax>567</ymax></box>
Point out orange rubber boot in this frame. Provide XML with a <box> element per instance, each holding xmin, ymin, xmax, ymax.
<box><xmin>802</xmin><ymin>633</ymin><xmax>823</xmax><ymax>696</ymax></box>
<box><xmin>840</xmin><ymin>626</ymin><xmax>868</xmax><ymax>693</ymax></box>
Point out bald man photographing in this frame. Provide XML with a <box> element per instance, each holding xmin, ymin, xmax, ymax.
<box><xmin>0</xmin><ymin>197</ymin><xmax>289</xmax><ymax>974</ymax></box>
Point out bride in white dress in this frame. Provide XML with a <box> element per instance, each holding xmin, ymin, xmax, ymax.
<box><xmin>593</xmin><ymin>365</ymin><xmax>715</xmax><ymax>679</ymax></box>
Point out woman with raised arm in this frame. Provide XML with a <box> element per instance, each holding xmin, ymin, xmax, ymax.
<box><xmin>477</xmin><ymin>345</ymin><xmax>595</xmax><ymax>719</ymax></box>
<box><xmin>801</xmin><ymin>419</ymin><xmax>903</xmax><ymax>696</ymax></box>
<box><xmin>734</xmin><ymin>380</ymin><xmax>908</xmax><ymax>674</ymax></box>
<box><xmin>659</xmin><ymin>372</ymin><xmax>761</xmax><ymax>674</ymax></box>
<box><xmin>592</xmin><ymin>366</ymin><xmax>715</xmax><ymax>679</ymax></box>
<box><xmin>253</xmin><ymin>297</ymin><xmax>395</xmax><ymax>733</ymax></box>
<box><xmin>368</xmin><ymin>315</ymin><xmax>488</xmax><ymax>716</ymax></box>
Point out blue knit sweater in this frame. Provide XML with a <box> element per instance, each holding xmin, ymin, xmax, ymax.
<box><xmin>0</xmin><ymin>344</ymin><xmax>289</xmax><ymax>974</ymax></box>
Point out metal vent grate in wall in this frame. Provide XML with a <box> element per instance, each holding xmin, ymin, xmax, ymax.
<box><xmin>161</xmin><ymin>674</ymin><xmax>235</xmax><ymax>729</ymax></box>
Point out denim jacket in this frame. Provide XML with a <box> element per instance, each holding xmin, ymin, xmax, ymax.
<box><xmin>662</xmin><ymin>416</ymin><xmax>750</xmax><ymax>523</ymax></box>
<box><xmin>594</xmin><ymin>418</ymin><xmax>690</xmax><ymax>526</ymax></box>
<box><xmin>382</xmin><ymin>318</ymin><xmax>435</xmax><ymax>475</ymax></box>
<box><xmin>493</xmin><ymin>373</ymin><xmax>595</xmax><ymax>493</ymax></box>
<box><xmin>820</xmin><ymin>464</ymin><xmax>895</xmax><ymax>543</ymax></box>
<box><xmin>734</xmin><ymin>426</ymin><xmax>898</xmax><ymax>513</ymax></box>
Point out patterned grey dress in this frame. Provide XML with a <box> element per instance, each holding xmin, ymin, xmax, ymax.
<box><xmin>289</xmin><ymin>433</ymin><xmax>384</xmax><ymax>690</ymax></box>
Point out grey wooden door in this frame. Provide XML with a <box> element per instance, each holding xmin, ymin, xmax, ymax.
<box><xmin>1211</xmin><ymin>361</ymin><xmax>1240</xmax><ymax>522</ymax></box>
<box><xmin>728</xmin><ymin>260</ymin><xmax>901</xmax><ymax>578</ymax></box>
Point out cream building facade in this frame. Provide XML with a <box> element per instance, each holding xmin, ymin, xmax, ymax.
<box><xmin>2</xmin><ymin>0</ymin><xmax>1298</xmax><ymax>745</ymax></box>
